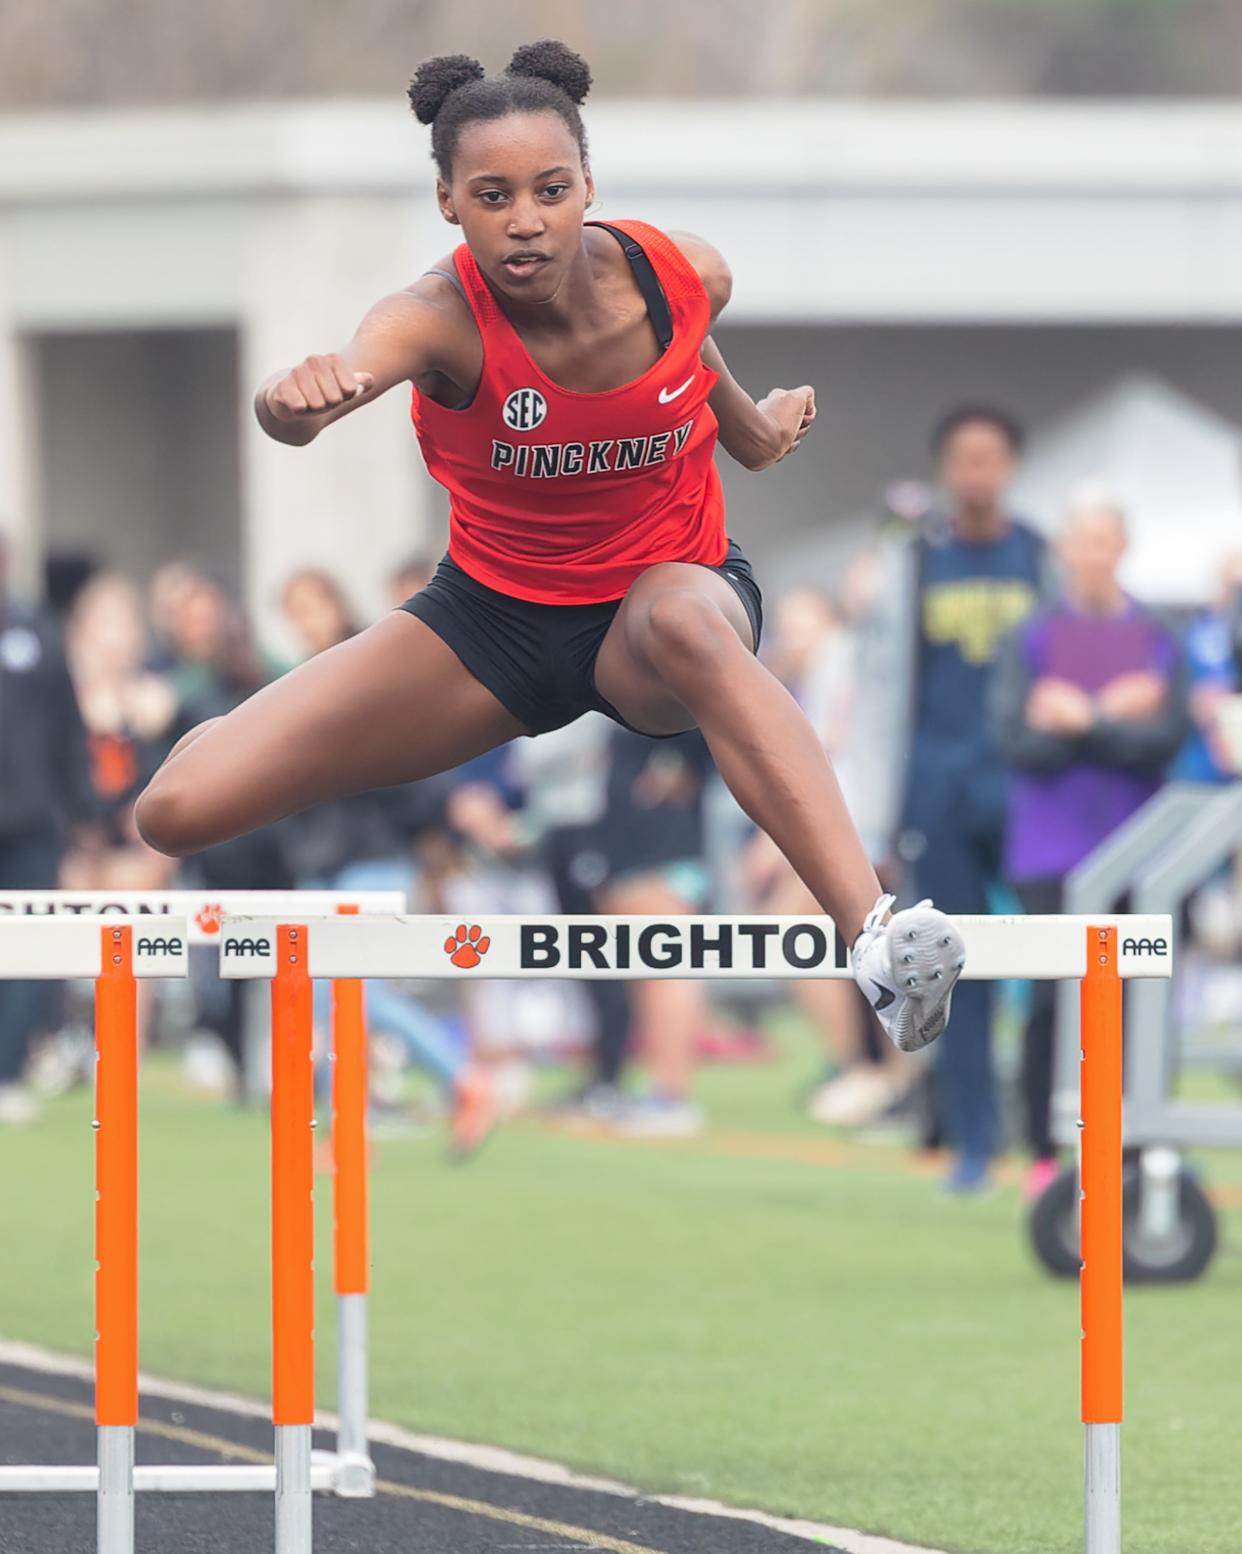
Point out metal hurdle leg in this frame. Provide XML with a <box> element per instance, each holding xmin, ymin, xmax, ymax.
<box><xmin>97</xmin><ymin>1429</ymin><xmax>134</xmax><ymax>1554</ymax></box>
<box><xmin>275</xmin><ymin>1429</ymin><xmax>312</xmax><ymax>1554</ymax></box>
<box><xmin>96</xmin><ymin>924</ymin><xmax>139</xmax><ymax>1554</ymax></box>
<box><xmin>331</xmin><ymin>905</ymin><xmax>374</xmax><ymax>1496</ymax></box>
<box><xmin>272</xmin><ymin>925</ymin><xmax>315</xmax><ymax>1554</ymax></box>
<box><xmin>1081</xmin><ymin>926</ymin><xmax>1123</xmax><ymax>1554</ymax></box>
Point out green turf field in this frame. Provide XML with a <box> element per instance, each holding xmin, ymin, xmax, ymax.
<box><xmin>2</xmin><ymin>1031</ymin><xmax>1239</xmax><ymax>1554</ymax></box>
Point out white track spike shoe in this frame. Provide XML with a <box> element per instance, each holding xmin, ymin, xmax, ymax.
<box><xmin>851</xmin><ymin>894</ymin><xmax>966</xmax><ymax>1053</ymax></box>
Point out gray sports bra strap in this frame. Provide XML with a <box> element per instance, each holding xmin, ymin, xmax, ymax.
<box><xmin>424</xmin><ymin>265</ymin><xmax>467</xmax><ymax>302</ymax></box>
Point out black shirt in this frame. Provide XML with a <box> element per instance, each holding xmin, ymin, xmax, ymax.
<box><xmin>0</xmin><ymin>600</ymin><xmax>93</xmax><ymax>840</ymax></box>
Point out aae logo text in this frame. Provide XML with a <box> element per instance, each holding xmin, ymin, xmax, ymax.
<box><xmin>136</xmin><ymin>936</ymin><xmax>183</xmax><ymax>956</ymax></box>
<box><xmin>1121</xmin><ymin>936</ymin><xmax>1168</xmax><ymax>957</ymax></box>
<box><xmin>222</xmin><ymin>937</ymin><xmax>272</xmax><ymax>958</ymax></box>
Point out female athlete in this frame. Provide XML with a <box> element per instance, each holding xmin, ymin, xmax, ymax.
<box><xmin>135</xmin><ymin>40</ymin><xmax>964</xmax><ymax>1051</ymax></box>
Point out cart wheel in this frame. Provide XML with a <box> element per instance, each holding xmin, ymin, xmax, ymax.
<box><xmin>1027</xmin><ymin>1165</ymin><xmax>1081</xmax><ymax>1278</ymax></box>
<box><xmin>1122</xmin><ymin>1166</ymin><xmax>1218</xmax><ymax>1283</ymax></box>
<box><xmin>1027</xmin><ymin>1163</ymin><xmax>1219</xmax><ymax>1283</ymax></box>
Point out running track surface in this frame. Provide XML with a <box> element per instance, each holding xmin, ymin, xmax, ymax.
<box><xmin>0</xmin><ymin>1359</ymin><xmax>849</xmax><ymax>1554</ymax></box>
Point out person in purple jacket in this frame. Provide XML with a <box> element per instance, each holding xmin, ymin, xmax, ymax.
<box><xmin>991</xmin><ymin>492</ymin><xmax>1189</xmax><ymax>1199</ymax></box>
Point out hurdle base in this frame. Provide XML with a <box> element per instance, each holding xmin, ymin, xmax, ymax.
<box><xmin>335</xmin><ymin>1292</ymin><xmax>372</xmax><ymax>1497</ymax></box>
<box><xmin>331</xmin><ymin>1448</ymin><xmax>376</xmax><ymax>1498</ymax></box>
<box><xmin>0</xmin><ymin>1453</ymin><xmax>363</xmax><ymax>1494</ymax></box>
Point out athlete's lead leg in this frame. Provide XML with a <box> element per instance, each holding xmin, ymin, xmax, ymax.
<box><xmin>136</xmin><ymin>613</ymin><xmax>526</xmax><ymax>857</ymax></box>
<box><xmin>594</xmin><ymin>564</ymin><xmax>964</xmax><ymax>1051</ymax></box>
<box><xmin>595</xmin><ymin>564</ymin><xmax>881</xmax><ymax>941</ymax></box>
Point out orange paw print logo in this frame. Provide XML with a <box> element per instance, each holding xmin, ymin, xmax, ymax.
<box><xmin>444</xmin><ymin>923</ymin><xmax>490</xmax><ymax>969</ymax></box>
<box><xmin>195</xmin><ymin>903</ymin><xmax>224</xmax><ymax>935</ymax></box>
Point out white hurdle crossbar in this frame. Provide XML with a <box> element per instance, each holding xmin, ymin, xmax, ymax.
<box><xmin>216</xmin><ymin>911</ymin><xmax>1174</xmax><ymax>983</ymax></box>
<box><xmin>0</xmin><ymin>887</ymin><xmax>404</xmax><ymax>948</ymax></box>
<box><xmin>221</xmin><ymin>911</ymin><xmax>1173</xmax><ymax>1554</ymax></box>
<box><xmin>0</xmin><ymin>891</ymin><xmax>403</xmax><ymax>1553</ymax></box>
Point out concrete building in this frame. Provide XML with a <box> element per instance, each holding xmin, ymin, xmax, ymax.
<box><xmin>1</xmin><ymin>99</ymin><xmax>1241</xmax><ymax>642</ymax></box>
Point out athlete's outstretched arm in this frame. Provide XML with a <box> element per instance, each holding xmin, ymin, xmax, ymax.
<box><xmin>254</xmin><ymin>281</ymin><xmax>467</xmax><ymax>447</ymax></box>
<box><xmin>667</xmin><ymin>230</ymin><xmax>815</xmax><ymax>472</ymax></box>
<box><xmin>700</xmin><ymin>336</ymin><xmax>815</xmax><ymax>472</ymax></box>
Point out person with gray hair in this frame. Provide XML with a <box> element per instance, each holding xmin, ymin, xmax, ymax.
<box><xmin>991</xmin><ymin>488</ymin><xmax>1190</xmax><ymax>1199</ymax></box>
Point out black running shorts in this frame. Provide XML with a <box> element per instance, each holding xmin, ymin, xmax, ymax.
<box><xmin>399</xmin><ymin>540</ymin><xmax>764</xmax><ymax>736</ymax></box>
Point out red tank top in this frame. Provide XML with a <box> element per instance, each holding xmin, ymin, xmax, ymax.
<box><xmin>410</xmin><ymin>219</ymin><xmax>727</xmax><ymax>605</ymax></box>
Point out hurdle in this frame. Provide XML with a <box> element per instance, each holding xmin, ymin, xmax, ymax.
<box><xmin>0</xmin><ymin>890</ymin><xmax>401</xmax><ymax>1545</ymax></box>
<box><xmin>220</xmin><ymin>910</ymin><xmax>1173</xmax><ymax>1554</ymax></box>
<box><xmin>0</xmin><ymin>918</ymin><xmax>188</xmax><ymax>1552</ymax></box>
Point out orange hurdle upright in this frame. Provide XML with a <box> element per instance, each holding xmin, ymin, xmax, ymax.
<box><xmin>330</xmin><ymin>903</ymin><xmax>373</xmax><ymax>1493</ymax></box>
<box><xmin>1080</xmin><ymin>926</ymin><xmax>1123</xmax><ymax>1554</ymax></box>
<box><xmin>96</xmin><ymin>925</ymin><xmax>139</xmax><ymax>1554</ymax></box>
<box><xmin>271</xmin><ymin>925</ymin><xmax>315</xmax><ymax>1554</ymax></box>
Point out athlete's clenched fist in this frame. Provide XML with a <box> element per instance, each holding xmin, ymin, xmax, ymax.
<box><xmin>756</xmin><ymin>384</ymin><xmax>817</xmax><ymax>464</ymax></box>
<box><xmin>264</xmin><ymin>355</ymin><xmax>376</xmax><ymax>419</ymax></box>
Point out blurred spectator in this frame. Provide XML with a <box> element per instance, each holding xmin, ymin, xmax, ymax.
<box><xmin>1170</xmin><ymin>549</ymin><xmax>1242</xmax><ymax>783</ymax></box>
<box><xmin>171</xmin><ymin>595</ymin><xmax>294</xmax><ymax>1096</ymax></box>
<box><xmin>448</xmin><ymin>728</ymin><xmax>717</xmax><ymax>1134</ymax></box>
<box><xmin>388</xmin><ymin>555</ymin><xmax>438</xmax><ymax>610</ymax></box>
<box><xmin>765</xmin><ymin>588</ymin><xmax>853</xmax><ymax>756</ymax></box>
<box><xmin>0</xmin><ymin>535</ymin><xmax>95</xmax><ymax>1122</ymax></box>
<box><xmin>503</xmin><ymin>715</ymin><xmax>630</xmax><ymax>1116</ymax></box>
<box><xmin>60</xmin><ymin>572</ymin><xmax>177</xmax><ymax>890</ymax></box>
<box><xmin>43</xmin><ymin>551</ymin><xmax>96</xmax><ymax>619</ymax></box>
<box><xmin>992</xmin><ymin>493</ymin><xmax>1189</xmax><ymax>1198</ymax></box>
<box><xmin>170</xmin><ymin>589</ymin><xmax>274</xmax><ymax>739</ymax></box>
<box><xmin>146</xmin><ymin>561</ymin><xmax>202</xmax><ymax>671</ymax></box>
<box><xmin>853</xmin><ymin>406</ymin><xmax>1049</xmax><ymax>1192</ymax></box>
<box><xmin>878</xmin><ymin>478</ymin><xmax>935</xmax><ymax>538</ymax></box>
<box><xmin>281</xmin><ymin>568</ymin><xmax>360</xmax><ymax>657</ymax></box>
<box><xmin>749</xmin><ymin>584</ymin><xmax>905</xmax><ymax>1128</ymax></box>
<box><xmin>54</xmin><ymin>574</ymin><xmax>179</xmax><ymax>1095</ymax></box>
<box><xmin>277</xmin><ymin>568</ymin><xmax>496</xmax><ymax>1156</ymax></box>
<box><xmin>595</xmin><ymin>727</ymin><xmax>714</xmax><ymax>1135</ymax></box>
<box><xmin>439</xmin><ymin>750</ymin><xmax>579</xmax><ymax>1120</ymax></box>
<box><xmin>151</xmin><ymin>569</ymin><xmax>236</xmax><ymax>711</ymax></box>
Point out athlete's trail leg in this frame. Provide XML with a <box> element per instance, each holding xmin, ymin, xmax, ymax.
<box><xmin>593</xmin><ymin>565</ymin><xmax>882</xmax><ymax>944</ymax></box>
<box><xmin>136</xmin><ymin>613</ymin><xmax>526</xmax><ymax>857</ymax></box>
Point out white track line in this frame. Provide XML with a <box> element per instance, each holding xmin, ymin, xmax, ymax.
<box><xmin>0</xmin><ymin>1338</ymin><xmax>948</xmax><ymax>1554</ymax></box>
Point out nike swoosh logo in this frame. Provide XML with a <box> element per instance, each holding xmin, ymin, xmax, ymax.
<box><xmin>657</xmin><ymin>376</ymin><xmax>696</xmax><ymax>404</ymax></box>
<box><xmin>870</xmin><ymin>980</ymin><xmax>896</xmax><ymax>1011</ymax></box>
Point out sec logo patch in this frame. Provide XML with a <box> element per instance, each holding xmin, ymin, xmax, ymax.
<box><xmin>502</xmin><ymin>387</ymin><xmax>548</xmax><ymax>432</ymax></box>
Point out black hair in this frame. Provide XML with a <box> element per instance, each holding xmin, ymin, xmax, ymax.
<box><xmin>930</xmin><ymin>404</ymin><xmax>1025</xmax><ymax>457</ymax></box>
<box><xmin>408</xmin><ymin>40</ymin><xmax>592</xmax><ymax>181</ymax></box>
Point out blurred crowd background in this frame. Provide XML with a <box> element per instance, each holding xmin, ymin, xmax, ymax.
<box><xmin>2</xmin><ymin>1</ymin><xmax>1242</xmax><ymax>1197</ymax></box>
<box><xmin>1</xmin><ymin>400</ymin><xmax>1240</xmax><ymax>1199</ymax></box>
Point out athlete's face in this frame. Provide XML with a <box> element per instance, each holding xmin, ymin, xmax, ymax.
<box><xmin>437</xmin><ymin>111</ymin><xmax>593</xmax><ymax>304</ymax></box>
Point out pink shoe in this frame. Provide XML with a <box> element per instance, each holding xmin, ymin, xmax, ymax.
<box><xmin>1024</xmin><ymin>1156</ymin><xmax>1061</xmax><ymax>1203</ymax></box>
<box><xmin>694</xmin><ymin>1025</ymin><xmax>770</xmax><ymax>1063</ymax></box>
<box><xmin>448</xmin><ymin>1065</ymin><xmax>499</xmax><ymax>1162</ymax></box>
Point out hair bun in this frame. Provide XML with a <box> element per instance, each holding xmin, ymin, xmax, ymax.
<box><xmin>506</xmin><ymin>39</ymin><xmax>592</xmax><ymax>104</ymax></box>
<box><xmin>407</xmin><ymin>54</ymin><xmax>486</xmax><ymax>124</ymax></box>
